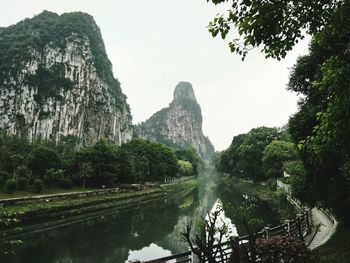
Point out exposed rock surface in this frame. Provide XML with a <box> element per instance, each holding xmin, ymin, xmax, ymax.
<box><xmin>136</xmin><ymin>82</ymin><xmax>214</xmax><ymax>158</ymax></box>
<box><xmin>0</xmin><ymin>11</ymin><xmax>132</xmax><ymax>145</ymax></box>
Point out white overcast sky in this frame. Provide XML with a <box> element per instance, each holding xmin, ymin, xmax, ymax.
<box><xmin>0</xmin><ymin>0</ymin><xmax>310</xmax><ymax>151</ymax></box>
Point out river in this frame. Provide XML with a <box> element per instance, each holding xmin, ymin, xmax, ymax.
<box><xmin>3</xmin><ymin>171</ymin><xmax>280</xmax><ymax>263</ymax></box>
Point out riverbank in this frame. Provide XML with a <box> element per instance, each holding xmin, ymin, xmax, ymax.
<box><xmin>220</xmin><ymin>176</ymin><xmax>296</xmax><ymax>222</ymax></box>
<box><xmin>0</xmin><ymin>179</ymin><xmax>197</xmax><ymax>236</ymax></box>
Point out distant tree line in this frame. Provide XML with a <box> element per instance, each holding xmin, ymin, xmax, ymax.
<box><xmin>216</xmin><ymin>127</ymin><xmax>301</xmax><ymax>182</ymax></box>
<box><xmin>0</xmin><ymin>133</ymin><xmax>202</xmax><ymax>193</ymax></box>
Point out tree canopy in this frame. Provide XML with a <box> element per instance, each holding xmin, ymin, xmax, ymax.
<box><xmin>218</xmin><ymin>127</ymin><xmax>298</xmax><ymax>181</ymax></box>
<box><xmin>286</xmin><ymin>2</ymin><xmax>350</xmax><ymax>217</ymax></box>
<box><xmin>207</xmin><ymin>0</ymin><xmax>343</xmax><ymax>60</ymax></box>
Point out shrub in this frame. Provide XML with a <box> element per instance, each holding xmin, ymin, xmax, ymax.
<box><xmin>256</xmin><ymin>236</ymin><xmax>312</xmax><ymax>262</ymax></box>
<box><xmin>0</xmin><ymin>171</ymin><xmax>9</xmax><ymax>181</ymax></box>
<box><xmin>34</xmin><ymin>179</ymin><xmax>44</xmax><ymax>193</ymax></box>
<box><xmin>16</xmin><ymin>165</ymin><xmax>29</xmax><ymax>178</ymax></box>
<box><xmin>60</xmin><ymin>178</ymin><xmax>73</xmax><ymax>189</ymax></box>
<box><xmin>5</xmin><ymin>179</ymin><xmax>18</xmax><ymax>193</ymax></box>
<box><xmin>17</xmin><ymin>177</ymin><xmax>27</xmax><ymax>190</ymax></box>
<box><xmin>266</xmin><ymin>178</ymin><xmax>277</xmax><ymax>191</ymax></box>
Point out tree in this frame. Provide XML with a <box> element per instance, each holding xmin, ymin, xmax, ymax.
<box><xmin>236</xmin><ymin>127</ymin><xmax>279</xmax><ymax>180</ymax></box>
<box><xmin>207</xmin><ymin>0</ymin><xmax>342</xmax><ymax>60</ymax></box>
<box><xmin>120</xmin><ymin>139</ymin><xmax>178</xmax><ymax>183</ymax></box>
<box><xmin>174</xmin><ymin>148</ymin><xmax>203</xmax><ymax>175</ymax></box>
<box><xmin>115</xmin><ymin>149</ymin><xmax>133</xmax><ymax>183</ymax></box>
<box><xmin>177</xmin><ymin>160</ymin><xmax>193</xmax><ymax>176</ymax></box>
<box><xmin>79</xmin><ymin>162</ymin><xmax>93</xmax><ymax>190</ymax></box>
<box><xmin>262</xmin><ymin>140</ymin><xmax>298</xmax><ymax>178</ymax></box>
<box><xmin>219</xmin><ymin>133</ymin><xmax>247</xmax><ymax>175</ymax></box>
<box><xmin>76</xmin><ymin>139</ymin><xmax>118</xmax><ymax>187</ymax></box>
<box><xmin>27</xmin><ymin>147</ymin><xmax>60</xmax><ymax>177</ymax></box>
<box><xmin>286</xmin><ymin>3</ymin><xmax>350</xmax><ymax>217</ymax></box>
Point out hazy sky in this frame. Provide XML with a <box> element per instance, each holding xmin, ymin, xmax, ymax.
<box><xmin>0</xmin><ymin>0</ymin><xmax>310</xmax><ymax>151</ymax></box>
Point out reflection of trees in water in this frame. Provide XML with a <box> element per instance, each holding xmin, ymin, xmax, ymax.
<box><xmin>2</xmin><ymin>172</ymin><xmax>285</xmax><ymax>263</ymax></box>
<box><xmin>4</xmin><ymin>195</ymin><xmax>190</xmax><ymax>263</ymax></box>
<box><xmin>217</xmin><ymin>181</ymin><xmax>280</xmax><ymax>236</ymax></box>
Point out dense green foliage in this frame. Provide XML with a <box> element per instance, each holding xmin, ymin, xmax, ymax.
<box><xmin>0</xmin><ymin>133</ymin><xmax>199</xmax><ymax>193</ymax></box>
<box><xmin>262</xmin><ymin>140</ymin><xmax>298</xmax><ymax>178</ymax></box>
<box><xmin>286</xmin><ymin>2</ymin><xmax>350</xmax><ymax>218</ymax></box>
<box><xmin>177</xmin><ymin>160</ymin><xmax>193</xmax><ymax>177</ymax></box>
<box><xmin>207</xmin><ymin>0</ymin><xmax>342</xmax><ymax>60</ymax></box>
<box><xmin>218</xmin><ymin>127</ymin><xmax>300</xmax><ymax>181</ymax></box>
<box><xmin>216</xmin><ymin>127</ymin><xmax>299</xmax><ymax>181</ymax></box>
<box><xmin>208</xmin><ymin>0</ymin><xmax>350</xmax><ymax>221</ymax></box>
<box><xmin>116</xmin><ymin>139</ymin><xmax>178</xmax><ymax>183</ymax></box>
<box><xmin>174</xmin><ymin>148</ymin><xmax>203</xmax><ymax>176</ymax></box>
<box><xmin>0</xmin><ymin>11</ymin><xmax>125</xmax><ymax>108</ymax></box>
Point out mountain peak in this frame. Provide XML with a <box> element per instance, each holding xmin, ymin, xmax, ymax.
<box><xmin>173</xmin><ymin>81</ymin><xmax>197</xmax><ymax>102</ymax></box>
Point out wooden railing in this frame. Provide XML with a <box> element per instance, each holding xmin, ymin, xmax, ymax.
<box><xmin>140</xmin><ymin>211</ymin><xmax>311</xmax><ymax>263</ymax></box>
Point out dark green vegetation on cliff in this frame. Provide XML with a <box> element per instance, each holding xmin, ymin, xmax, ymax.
<box><xmin>0</xmin><ymin>11</ymin><xmax>133</xmax><ymax>146</ymax></box>
<box><xmin>0</xmin><ymin>10</ymin><xmax>124</xmax><ymax>105</ymax></box>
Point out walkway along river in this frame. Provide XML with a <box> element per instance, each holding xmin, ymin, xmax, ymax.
<box><xmin>1</xmin><ymin>170</ymin><xmax>288</xmax><ymax>263</ymax></box>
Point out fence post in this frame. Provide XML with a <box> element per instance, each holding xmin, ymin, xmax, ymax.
<box><xmin>297</xmin><ymin>213</ymin><xmax>303</xmax><ymax>239</ymax></box>
<box><xmin>285</xmin><ymin>219</ymin><xmax>291</xmax><ymax>236</ymax></box>
<box><xmin>264</xmin><ymin>227</ymin><xmax>270</xmax><ymax>239</ymax></box>
<box><xmin>230</xmin><ymin>236</ymin><xmax>240</xmax><ymax>260</ymax></box>
<box><xmin>305</xmin><ymin>212</ymin><xmax>309</xmax><ymax>234</ymax></box>
<box><xmin>192</xmin><ymin>247</ymin><xmax>200</xmax><ymax>263</ymax></box>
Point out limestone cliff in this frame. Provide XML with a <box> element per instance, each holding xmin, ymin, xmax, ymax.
<box><xmin>0</xmin><ymin>11</ymin><xmax>132</xmax><ymax>145</ymax></box>
<box><xmin>136</xmin><ymin>82</ymin><xmax>214</xmax><ymax>158</ymax></box>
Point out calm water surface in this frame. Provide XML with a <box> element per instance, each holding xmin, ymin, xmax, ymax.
<box><xmin>3</xmin><ymin>173</ymin><xmax>280</xmax><ymax>263</ymax></box>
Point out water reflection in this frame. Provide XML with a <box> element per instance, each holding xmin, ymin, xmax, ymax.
<box><xmin>2</xmin><ymin>172</ymin><xmax>281</xmax><ymax>263</ymax></box>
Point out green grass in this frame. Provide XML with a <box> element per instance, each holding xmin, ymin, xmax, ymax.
<box><xmin>314</xmin><ymin>222</ymin><xmax>350</xmax><ymax>263</ymax></box>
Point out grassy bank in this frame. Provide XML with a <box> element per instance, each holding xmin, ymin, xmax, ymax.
<box><xmin>0</xmin><ymin>187</ymin><xmax>95</xmax><ymax>199</ymax></box>
<box><xmin>314</xmin><ymin>222</ymin><xmax>350</xmax><ymax>263</ymax></box>
<box><xmin>221</xmin><ymin>176</ymin><xmax>296</xmax><ymax>221</ymax></box>
<box><xmin>1</xmin><ymin>179</ymin><xmax>197</xmax><ymax>230</ymax></box>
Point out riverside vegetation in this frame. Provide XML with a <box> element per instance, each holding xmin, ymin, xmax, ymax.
<box><xmin>0</xmin><ymin>133</ymin><xmax>202</xmax><ymax>196</ymax></box>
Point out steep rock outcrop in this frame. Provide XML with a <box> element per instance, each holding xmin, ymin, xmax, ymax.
<box><xmin>0</xmin><ymin>11</ymin><xmax>132</xmax><ymax>145</ymax></box>
<box><xmin>136</xmin><ymin>82</ymin><xmax>214</xmax><ymax>158</ymax></box>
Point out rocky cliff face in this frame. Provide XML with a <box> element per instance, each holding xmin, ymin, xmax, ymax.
<box><xmin>0</xmin><ymin>11</ymin><xmax>132</xmax><ymax>145</ymax></box>
<box><xmin>136</xmin><ymin>82</ymin><xmax>214</xmax><ymax>158</ymax></box>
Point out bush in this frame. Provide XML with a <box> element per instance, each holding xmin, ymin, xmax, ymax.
<box><xmin>34</xmin><ymin>179</ymin><xmax>44</xmax><ymax>193</ymax></box>
<box><xmin>256</xmin><ymin>236</ymin><xmax>312</xmax><ymax>262</ymax></box>
<box><xmin>60</xmin><ymin>178</ymin><xmax>73</xmax><ymax>189</ymax></box>
<box><xmin>0</xmin><ymin>176</ymin><xmax>4</xmax><ymax>186</ymax></box>
<box><xmin>5</xmin><ymin>179</ymin><xmax>18</xmax><ymax>193</ymax></box>
<box><xmin>17</xmin><ymin>177</ymin><xmax>27</xmax><ymax>190</ymax></box>
<box><xmin>16</xmin><ymin>165</ymin><xmax>29</xmax><ymax>178</ymax></box>
<box><xmin>0</xmin><ymin>171</ymin><xmax>9</xmax><ymax>181</ymax></box>
<box><xmin>266</xmin><ymin>178</ymin><xmax>277</xmax><ymax>191</ymax></box>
